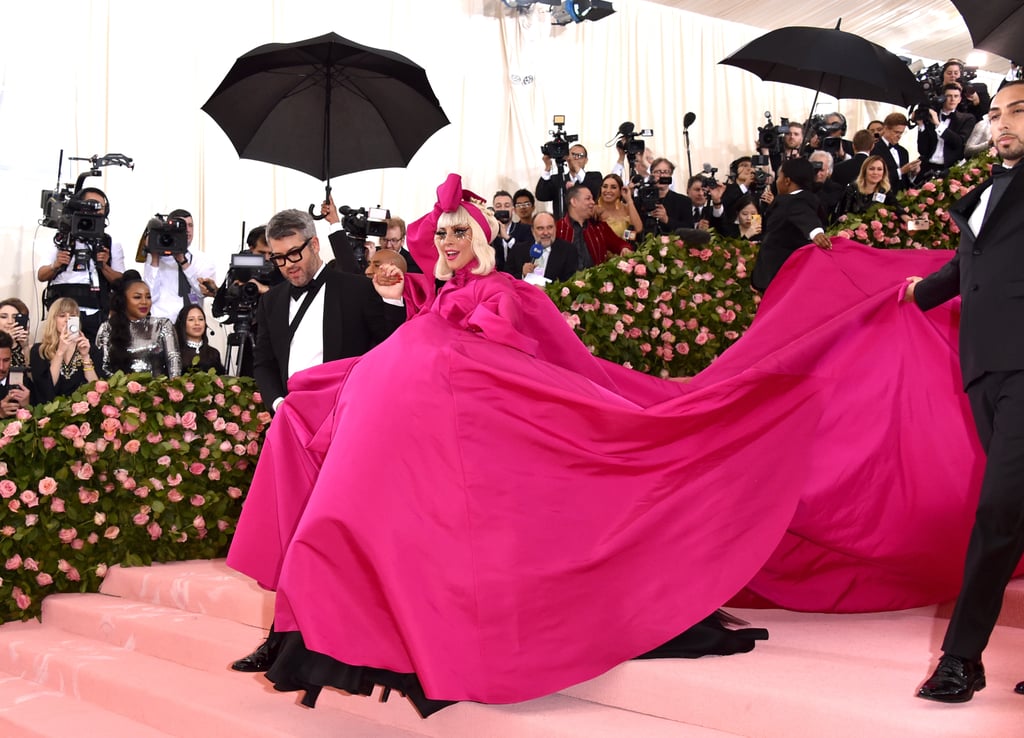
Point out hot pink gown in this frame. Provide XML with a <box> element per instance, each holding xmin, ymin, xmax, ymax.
<box><xmin>228</xmin><ymin>238</ymin><xmax>1007</xmax><ymax>709</ymax></box>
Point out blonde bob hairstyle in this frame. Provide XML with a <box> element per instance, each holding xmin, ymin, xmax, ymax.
<box><xmin>433</xmin><ymin>206</ymin><xmax>497</xmax><ymax>281</ymax></box>
<box><xmin>40</xmin><ymin>297</ymin><xmax>81</xmax><ymax>361</ymax></box>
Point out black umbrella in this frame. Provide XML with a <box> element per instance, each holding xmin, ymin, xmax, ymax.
<box><xmin>720</xmin><ymin>23</ymin><xmax>923</xmax><ymax>108</ymax></box>
<box><xmin>950</xmin><ymin>1</ymin><xmax>1024</xmax><ymax>63</ymax></box>
<box><xmin>202</xmin><ymin>32</ymin><xmax>450</xmax><ymax>216</ymax></box>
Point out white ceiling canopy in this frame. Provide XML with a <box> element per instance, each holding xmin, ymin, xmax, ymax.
<box><xmin>641</xmin><ymin>0</ymin><xmax>1008</xmax><ymax>73</ymax></box>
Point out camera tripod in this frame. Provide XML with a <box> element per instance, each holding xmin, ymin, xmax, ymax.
<box><xmin>224</xmin><ymin>313</ymin><xmax>256</xmax><ymax>378</ymax></box>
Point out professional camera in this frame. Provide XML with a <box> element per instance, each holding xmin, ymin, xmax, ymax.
<box><xmin>540</xmin><ymin>115</ymin><xmax>579</xmax><ymax>160</ymax></box>
<box><xmin>750</xmin><ymin>169</ymin><xmax>770</xmax><ymax>201</ymax></box>
<box><xmin>145</xmin><ymin>214</ymin><xmax>190</xmax><ymax>255</ymax></box>
<box><xmin>698</xmin><ymin>163</ymin><xmax>720</xmax><ymax>190</ymax></box>
<box><xmin>47</xmin><ymin>195</ymin><xmax>107</xmax><ymax>251</ymax></box>
<box><xmin>336</xmin><ymin>205</ymin><xmax>390</xmax><ymax>270</ymax></box>
<box><xmin>615</xmin><ymin>121</ymin><xmax>654</xmax><ymax>179</ymax></box>
<box><xmin>223</xmin><ymin>252</ymin><xmax>274</xmax><ymax>316</ymax></box>
<box><xmin>40</xmin><ymin>151</ymin><xmax>133</xmax><ymax>231</ymax></box>
<box><xmin>632</xmin><ymin>175</ymin><xmax>672</xmax><ymax>214</ymax></box>
<box><xmin>757</xmin><ymin>112</ymin><xmax>790</xmax><ymax>153</ymax></box>
<box><xmin>909</xmin><ymin>62</ymin><xmax>979</xmax><ymax>125</ymax></box>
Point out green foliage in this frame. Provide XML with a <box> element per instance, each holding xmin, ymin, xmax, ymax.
<box><xmin>0</xmin><ymin>371</ymin><xmax>269</xmax><ymax>622</ymax></box>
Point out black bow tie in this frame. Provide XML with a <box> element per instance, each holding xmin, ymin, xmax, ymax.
<box><xmin>940</xmin><ymin>113</ymin><xmax>952</xmax><ymax>121</ymax></box>
<box><xmin>289</xmin><ymin>282</ymin><xmax>312</xmax><ymax>300</ymax></box>
<box><xmin>991</xmin><ymin>163</ymin><xmax>1019</xmax><ymax>177</ymax></box>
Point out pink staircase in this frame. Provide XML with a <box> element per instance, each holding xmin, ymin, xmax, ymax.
<box><xmin>0</xmin><ymin>559</ymin><xmax>1022</xmax><ymax>737</ymax></box>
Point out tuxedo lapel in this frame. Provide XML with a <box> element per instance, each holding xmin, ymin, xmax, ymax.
<box><xmin>271</xmin><ymin>288</ymin><xmax>292</xmax><ymax>386</ymax></box>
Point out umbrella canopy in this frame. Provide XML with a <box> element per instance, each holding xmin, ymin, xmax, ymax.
<box><xmin>950</xmin><ymin>1</ymin><xmax>1024</xmax><ymax>63</ymax></box>
<box><xmin>720</xmin><ymin>26</ymin><xmax>923</xmax><ymax>107</ymax></box>
<box><xmin>202</xmin><ymin>32</ymin><xmax>450</xmax><ymax>182</ymax></box>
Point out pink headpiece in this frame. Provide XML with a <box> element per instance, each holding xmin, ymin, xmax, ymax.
<box><xmin>407</xmin><ymin>173</ymin><xmax>493</xmax><ymax>272</ymax></box>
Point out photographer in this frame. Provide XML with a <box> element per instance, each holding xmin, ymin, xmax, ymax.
<box><xmin>536</xmin><ymin>143</ymin><xmax>602</xmax><ymax>203</ymax></box>
<box><xmin>762</xmin><ymin>121</ymin><xmax>806</xmax><ymax>171</ymax></box>
<box><xmin>319</xmin><ymin>195</ymin><xmax>381</xmax><ymax>275</ymax></box>
<box><xmin>684</xmin><ymin>174</ymin><xmax>726</xmax><ymax>231</ymax></box>
<box><xmin>380</xmin><ymin>217</ymin><xmax>422</xmax><ymax>274</ymax></box>
<box><xmin>722</xmin><ymin>157</ymin><xmax>774</xmax><ymax>224</ymax></box>
<box><xmin>212</xmin><ymin>225</ymin><xmax>281</xmax><ymax>377</ymax></box>
<box><xmin>646</xmin><ymin>158</ymin><xmax>691</xmax><ymax>234</ymax></box>
<box><xmin>143</xmin><ymin>208</ymin><xmax>218</xmax><ymax>320</ymax></box>
<box><xmin>0</xmin><ymin>331</ymin><xmax>30</xmax><ymax>419</ymax></box>
<box><xmin>943</xmin><ymin>58</ymin><xmax>990</xmax><ymax>120</ymax></box>
<box><xmin>917</xmin><ymin>83</ymin><xmax>976</xmax><ymax>182</ymax></box>
<box><xmin>814</xmin><ymin>113</ymin><xmax>855</xmax><ymax>161</ymax></box>
<box><xmin>36</xmin><ymin>187</ymin><xmax>125</xmax><ymax>341</ymax></box>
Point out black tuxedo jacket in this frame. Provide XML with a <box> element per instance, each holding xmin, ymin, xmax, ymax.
<box><xmin>656</xmin><ymin>190</ymin><xmax>692</xmax><ymax>233</ymax></box>
<box><xmin>832</xmin><ymin>153</ymin><xmax>868</xmax><ymax>187</ymax></box>
<box><xmin>508</xmin><ymin>238</ymin><xmax>577</xmax><ymax>283</ymax></box>
<box><xmin>254</xmin><ymin>269</ymin><xmax>405</xmax><ymax>410</ymax></box>
<box><xmin>750</xmin><ymin>189</ymin><xmax>824</xmax><ymax>292</ymax></box>
<box><xmin>536</xmin><ymin>170</ymin><xmax>603</xmax><ymax>203</ymax></box>
<box><xmin>914</xmin><ymin>166</ymin><xmax>1024</xmax><ymax>388</ymax></box>
<box><xmin>871</xmin><ymin>139</ymin><xmax>911</xmax><ymax>192</ymax></box>
<box><xmin>397</xmin><ymin>247</ymin><xmax>423</xmax><ymax>274</ymax></box>
<box><xmin>917</xmin><ymin>111</ymin><xmax>976</xmax><ymax>168</ymax></box>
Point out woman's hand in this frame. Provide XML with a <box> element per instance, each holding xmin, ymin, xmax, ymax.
<box><xmin>76</xmin><ymin>333</ymin><xmax>92</xmax><ymax>358</ymax></box>
<box><xmin>372</xmin><ymin>263</ymin><xmax>405</xmax><ymax>300</ymax></box>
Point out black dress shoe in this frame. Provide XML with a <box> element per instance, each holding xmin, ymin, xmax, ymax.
<box><xmin>1015</xmin><ymin>680</ymin><xmax>1024</xmax><ymax>695</ymax></box>
<box><xmin>917</xmin><ymin>655</ymin><xmax>986</xmax><ymax>703</ymax></box>
<box><xmin>231</xmin><ymin>636</ymin><xmax>278</xmax><ymax>672</ymax></box>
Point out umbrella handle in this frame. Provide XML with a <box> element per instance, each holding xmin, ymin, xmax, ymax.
<box><xmin>309</xmin><ymin>183</ymin><xmax>333</xmax><ymax>220</ymax></box>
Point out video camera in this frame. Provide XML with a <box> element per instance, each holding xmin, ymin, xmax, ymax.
<box><xmin>40</xmin><ymin>152</ymin><xmax>132</xmax><ymax>231</ymax></box>
<box><xmin>337</xmin><ymin>205</ymin><xmax>390</xmax><ymax>270</ymax></box>
<box><xmin>223</xmin><ymin>252</ymin><xmax>275</xmax><ymax>318</ymax></box>
<box><xmin>145</xmin><ymin>214</ymin><xmax>190</xmax><ymax>256</ymax></box>
<box><xmin>698</xmin><ymin>163</ymin><xmax>720</xmax><ymax>190</ymax></box>
<box><xmin>910</xmin><ymin>62</ymin><xmax>978</xmax><ymax>125</ymax></box>
<box><xmin>540</xmin><ymin>115</ymin><xmax>579</xmax><ymax>160</ymax></box>
<box><xmin>632</xmin><ymin>175</ymin><xmax>672</xmax><ymax>214</ymax></box>
<box><xmin>615</xmin><ymin>121</ymin><xmax>654</xmax><ymax>179</ymax></box>
<box><xmin>757</xmin><ymin>112</ymin><xmax>790</xmax><ymax>154</ymax></box>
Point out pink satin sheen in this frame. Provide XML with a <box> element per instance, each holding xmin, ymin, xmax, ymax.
<box><xmin>228</xmin><ymin>238</ymin><xmax>1007</xmax><ymax>704</ymax></box>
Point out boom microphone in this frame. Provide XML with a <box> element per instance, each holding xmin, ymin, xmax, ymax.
<box><xmin>683</xmin><ymin>112</ymin><xmax>696</xmax><ymax>129</ymax></box>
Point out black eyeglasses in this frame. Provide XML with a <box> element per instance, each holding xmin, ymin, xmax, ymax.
<box><xmin>514</xmin><ymin>202</ymin><xmax>533</xmax><ymax>209</ymax></box>
<box><xmin>269</xmin><ymin>237</ymin><xmax>312</xmax><ymax>266</ymax></box>
<box><xmin>570</xmin><ymin>152</ymin><xmax>587</xmax><ymax>159</ymax></box>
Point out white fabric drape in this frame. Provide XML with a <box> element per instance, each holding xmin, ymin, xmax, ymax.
<box><xmin>0</xmin><ymin>0</ymin><xmax>1001</xmax><ymax>339</ymax></box>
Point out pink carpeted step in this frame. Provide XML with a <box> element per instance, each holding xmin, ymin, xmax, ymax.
<box><xmin>0</xmin><ymin>620</ymin><xmax>424</xmax><ymax>738</ymax></box>
<box><xmin>0</xmin><ymin>671</ymin><xmax>174</xmax><ymax>738</ymax></box>
<box><xmin>41</xmin><ymin>592</ymin><xmax>267</xmax><ymax>673</ymax></box>
<box><xmin>98</xmin><ymin>559</ymin><xmax>273</xmax><ymax>628</ymax></box>
<box><xmin>563</xmin><ymin>607</ymin><xmax>1024</xmax><ymax>738</ymax></box>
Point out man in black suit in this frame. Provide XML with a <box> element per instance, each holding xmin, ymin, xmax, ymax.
<box><xmin>750</xmin><ymin>157</ymin><xmax>832</xmax><ymax>293</ymax></box>
<box><xmin>808</xmin><ymin>150</ymin><xmax>845</xmax><ymax>225</ymax></box>
<box><xmin>648</xmin><ymin>158</ymin><xmax>691</xmax><ymax>234</ymax></box>
<box><xmin>252</xmin><ymin>208</ymin><xmax>405</xmax><ymax>415</ymax></box>
<box><xmin>816</xmin><ymin>112</ymin><xmax>856</xmax><ymax>162</ymax></box>
<box><xmin>917</xmin><ymin>83</ymin><xmax>977</xmax><ymax>182</ymax></box>
<box><xmin>509</xmin><ymin>212</ymin><xmax>577</xmax><ymax>283</ymax></box>
<box><xmin>870</xmin><ymin>112</ymin><xmax>921</xmax><ymax>193</ymax></box>
<box><xmin>833</xmin><ymin>129</ymin><xmax>874</xmax><ymax>187</ymax></box>
<box><xmin>536</xmin><ymin>144</ymin><xmax>602</xmax><ymax>219</ymax></box>
<box><xmin>682</xmin><ymin>175</ymin><xmax>727</xmax><ymax>232</ymax></box>
<box><xmin>909</xmin><ymin>81</ymin><xmax>1024</xmax><ymax>704</ymax></box>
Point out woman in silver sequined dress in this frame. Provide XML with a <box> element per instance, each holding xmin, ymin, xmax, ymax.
<box><xmin>95</xmin><ymin>270</ymin><xmax>181</xmax><ymax>378</ymax></box>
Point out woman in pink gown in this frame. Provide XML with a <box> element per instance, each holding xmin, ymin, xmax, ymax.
<box><xmin>228</xmin><ymin>174</ymin><xmax>996</xmax><ymax>715</ymax></box>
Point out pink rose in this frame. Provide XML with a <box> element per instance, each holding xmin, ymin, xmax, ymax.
<box><xmin>147</xmin><ymin>522</ymin><xmax>162</xmax><ymax>540</ymax></box>
<box><xmin>226</xmin><ymin>486</ymin><xmax>242</xmax><ymax>499</ymax></box>
<box><xmin>100</xmin><ymin>417</ymin><xmax>121</xmax><ymax>435</ymax></box>
<box><xmin>65</xmin><ymin>567</ymin><xmax>80</xmax><ymax>582</ymax></box>
<box><xmin>163</xmin><ymin>414</ymin><xmax>178</xmax><ymax>429</ymax></box>
<box><xmin>181</xmin><ymin>411</ymin><xmax>197</xmax><ymax>430</ymax></box>
<box><xmin>220</xmin><ymin>440</ymin><xmax>232</xmax><ymax>452</ymax></box>
<box><xmin>167</xmin><ymin>388</ymin><xmax>184</xmax><ymax>402</ymax></box>
<box><xmin>42</xmin><ymin>436</ymin><xmax>56</xmax><ymax>451</ymax></box>
<box><xmin>70</xmin><ymin>401</ymin><xmax>90</xmax><ymax>416</ymax></box>
<box><xmin>167</xmin><ymin>489</ymin><xmax>183</xmax><ymax>503</ymax></box>
<box><xmin>213</xmin><ymin>417</ymin><xmax>227</xmax><ymax>432</ymax></box>
<box><xmin>96</xmin><ymin>563</ymin><xmax>108</xmax><ymax>578</ymax></box>
<box><xmin>198</xmin><ymin>447</ymin><xmax>210</xmax><ymax>460</ymax></box>
<box><xmin>24</xmin><ymin>514</ymin><xmax>38</xmax><ymax>527</ymax></box>
<box><xmin>77</xmin><ymin>462</ymin><xmax>94</xmax><ymax>480</ymax></box>
<box><xmin>207</xmin><ymin>467</ymin><xmax>220</xmax><ymax>481</ymax></box>
<box><xmin>1</xmin><ymin>526</ymin><xmax>13</xmax><ymax>536</ymax></box>
<box><xmin>127</xmin><ymin>380</ymin><xmax>144</xmax><ymax>394</ymax></box>
<box><xmin>50</xmin><ymin>497</ymin><xmax>65</xmax><ymax>513</ymax></box>
<box><xmin>156</xmin><ymin>456</ymin><xmax>171</xmax><ymax>467</ymax></box>
<box><xmin>134</xmin><ymin>486</ymin><xmax>150</xmax><ymax>499</ymax></box>
<box><xmin>36</xmin><ymin>573</ymin><xmax>53</xmax><ymax>586</ymax></box>
<box><xmin>103</xmin><ymin>526</ymin><xmax>120</xmax><ymax>540</ymax></box>
<box><xmin>12</xmin><ymin>587</ymin><xmax>30</xmax><ymax>610</ymax></box>
<box><xmin>7</xmin><ymin>500</ymin><xmax>19</xmax><ymax>512</ymax></box>
<box><xmin>5</xmin><ymin>555</ymin><xmax>22</xmax><ymax>570</ymax></box>
<box><xmin>189</xmin><ymin>462</ymin><xmax>206</xmax><ymax>475</ymax></box>
<box><xmin>58</xmin><ymin>528</ymin><xmax>77</xmax><ymax>544</ymax></box>
<box><xmin>193</xmin><ymin>515</ymin><xmax>206</xmax><ymax>530</ymax></box>
<box><xmin>167</xmin><ymin>473</ymin><xmax>183</xmax><ymax>486</ymax></box>
<box><xmin>19</xmin><ymin>490</ymin><xmax>38</xmax><ymax>508</ymax></box>
<box><xmin>93</xmin><ymin>380</ymin><xmax>109</xmax><ymax>393</ymax></box>
<box><xmin>133</xmin><ymin>512</ymin><xmax>149</xmax><ymax>526</ymax></box>
<box><xmin>101</xmin><ymin>405</ymin><xmax>119</xmax><ymax>418</ymax></box>
<box><xmin>204</xmin><ymin>409</ymin><xmax>218</xmax><ymax>422</ymax></box>
<box><xmin>22</xmin><ymin>558</ymin><xmax>38</xmax><ymax>571</ymax></box>
<box><xmin>146</xmin><ymin>432</ymin><xmax>163</xmax><ymax>444</ymax></box>
<box><xmin>225</xmin><ymin>422</ymin><xmax>240</xmax><ymax>435</ymax></box>
<box><xmin>0</xmin><ymin>480</ymin><xmax>16</xmax><ymax>499</ymax></box>
<box><xmin>87</xmin><ymin>533</ymin><xmax>99</xmax><ymax>544</ymax></box>
<box><xmin>125</xmin><ymin>439</ymin><xmax>141</xmax><ymax>454</ymax></box>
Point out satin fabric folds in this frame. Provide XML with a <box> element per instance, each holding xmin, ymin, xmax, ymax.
<box><xmin>228</xmin><ymin>238</ymin><xmax>996</xmax><ymax>704</ymax></box>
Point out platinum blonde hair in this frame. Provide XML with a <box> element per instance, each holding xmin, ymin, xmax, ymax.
<box><xmin>433</xmin><ymin>206</ymin><xmax>497</xmax><ymax>281</ymax></box>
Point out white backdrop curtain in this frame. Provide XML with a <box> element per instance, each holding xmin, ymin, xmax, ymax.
<box><xmin>0</xmin><ymin>0</ymin><xmax>994</xmax><ymax>340</ymax></box>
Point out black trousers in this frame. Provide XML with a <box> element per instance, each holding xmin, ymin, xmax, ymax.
<box><xmin>943</xmin><ymin>369</ymin><xmax>1024</xmax><ymax>659</ymax></box>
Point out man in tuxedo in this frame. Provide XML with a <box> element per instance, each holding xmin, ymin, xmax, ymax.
<box><xmin>833</xmin><ymin>130</ymin><xmax>874</xmax><ymax>186</ymax></box>
<box><xmin>871</xmin><ymin>112</ymin><xmax>920</xmax><ymax>193</ymax></box>
<box><xmin>489</xmin><ymin>191</ymin><xmax>520</xmax><ymax>275</ymax></box>
<box><xmin>555</xmin><ymin>185</ymin><xmax>629</xmax><ymax>269</ymax></box>
<box><xmin>750</xmin><ymin>157</ymin><xmax>831</xmax><ymax>293</ymax></box>
<box><xmin>808</xmin><ymin>150</ymin><xmax>844</xmax><ymax>224</ymax></box>
<box><xmin>908</xmin><ymin>81</ymin><xmax>1024</xmax><ymax>704</ymax></box>
<box><xmin>0</xmin><ymin>332</ymin><xmax>30</xmax><ymax>419</ymax></box>
<box><xmin>509</xmin><ymin>212</ymin><xmax>577</xmax><ymax>283</ymax></box>
<box><xmin>683</xmin><ymin>175</ymin><xmax>726</xmax><ymax>231</ymax></box>
<box><xmin>252</xmin><ymin>208</ymin><xmax>405</xmax><ymax>415</ymax></box>
<box><xmin>536</xmin><ymin>143</ymin><xmax>603</xmax><ymax>217</ymax></box>
<box><xmin>917</xmin><ymin>84</ymin><xmax>977</xmax><ymax>181</ymax></box>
